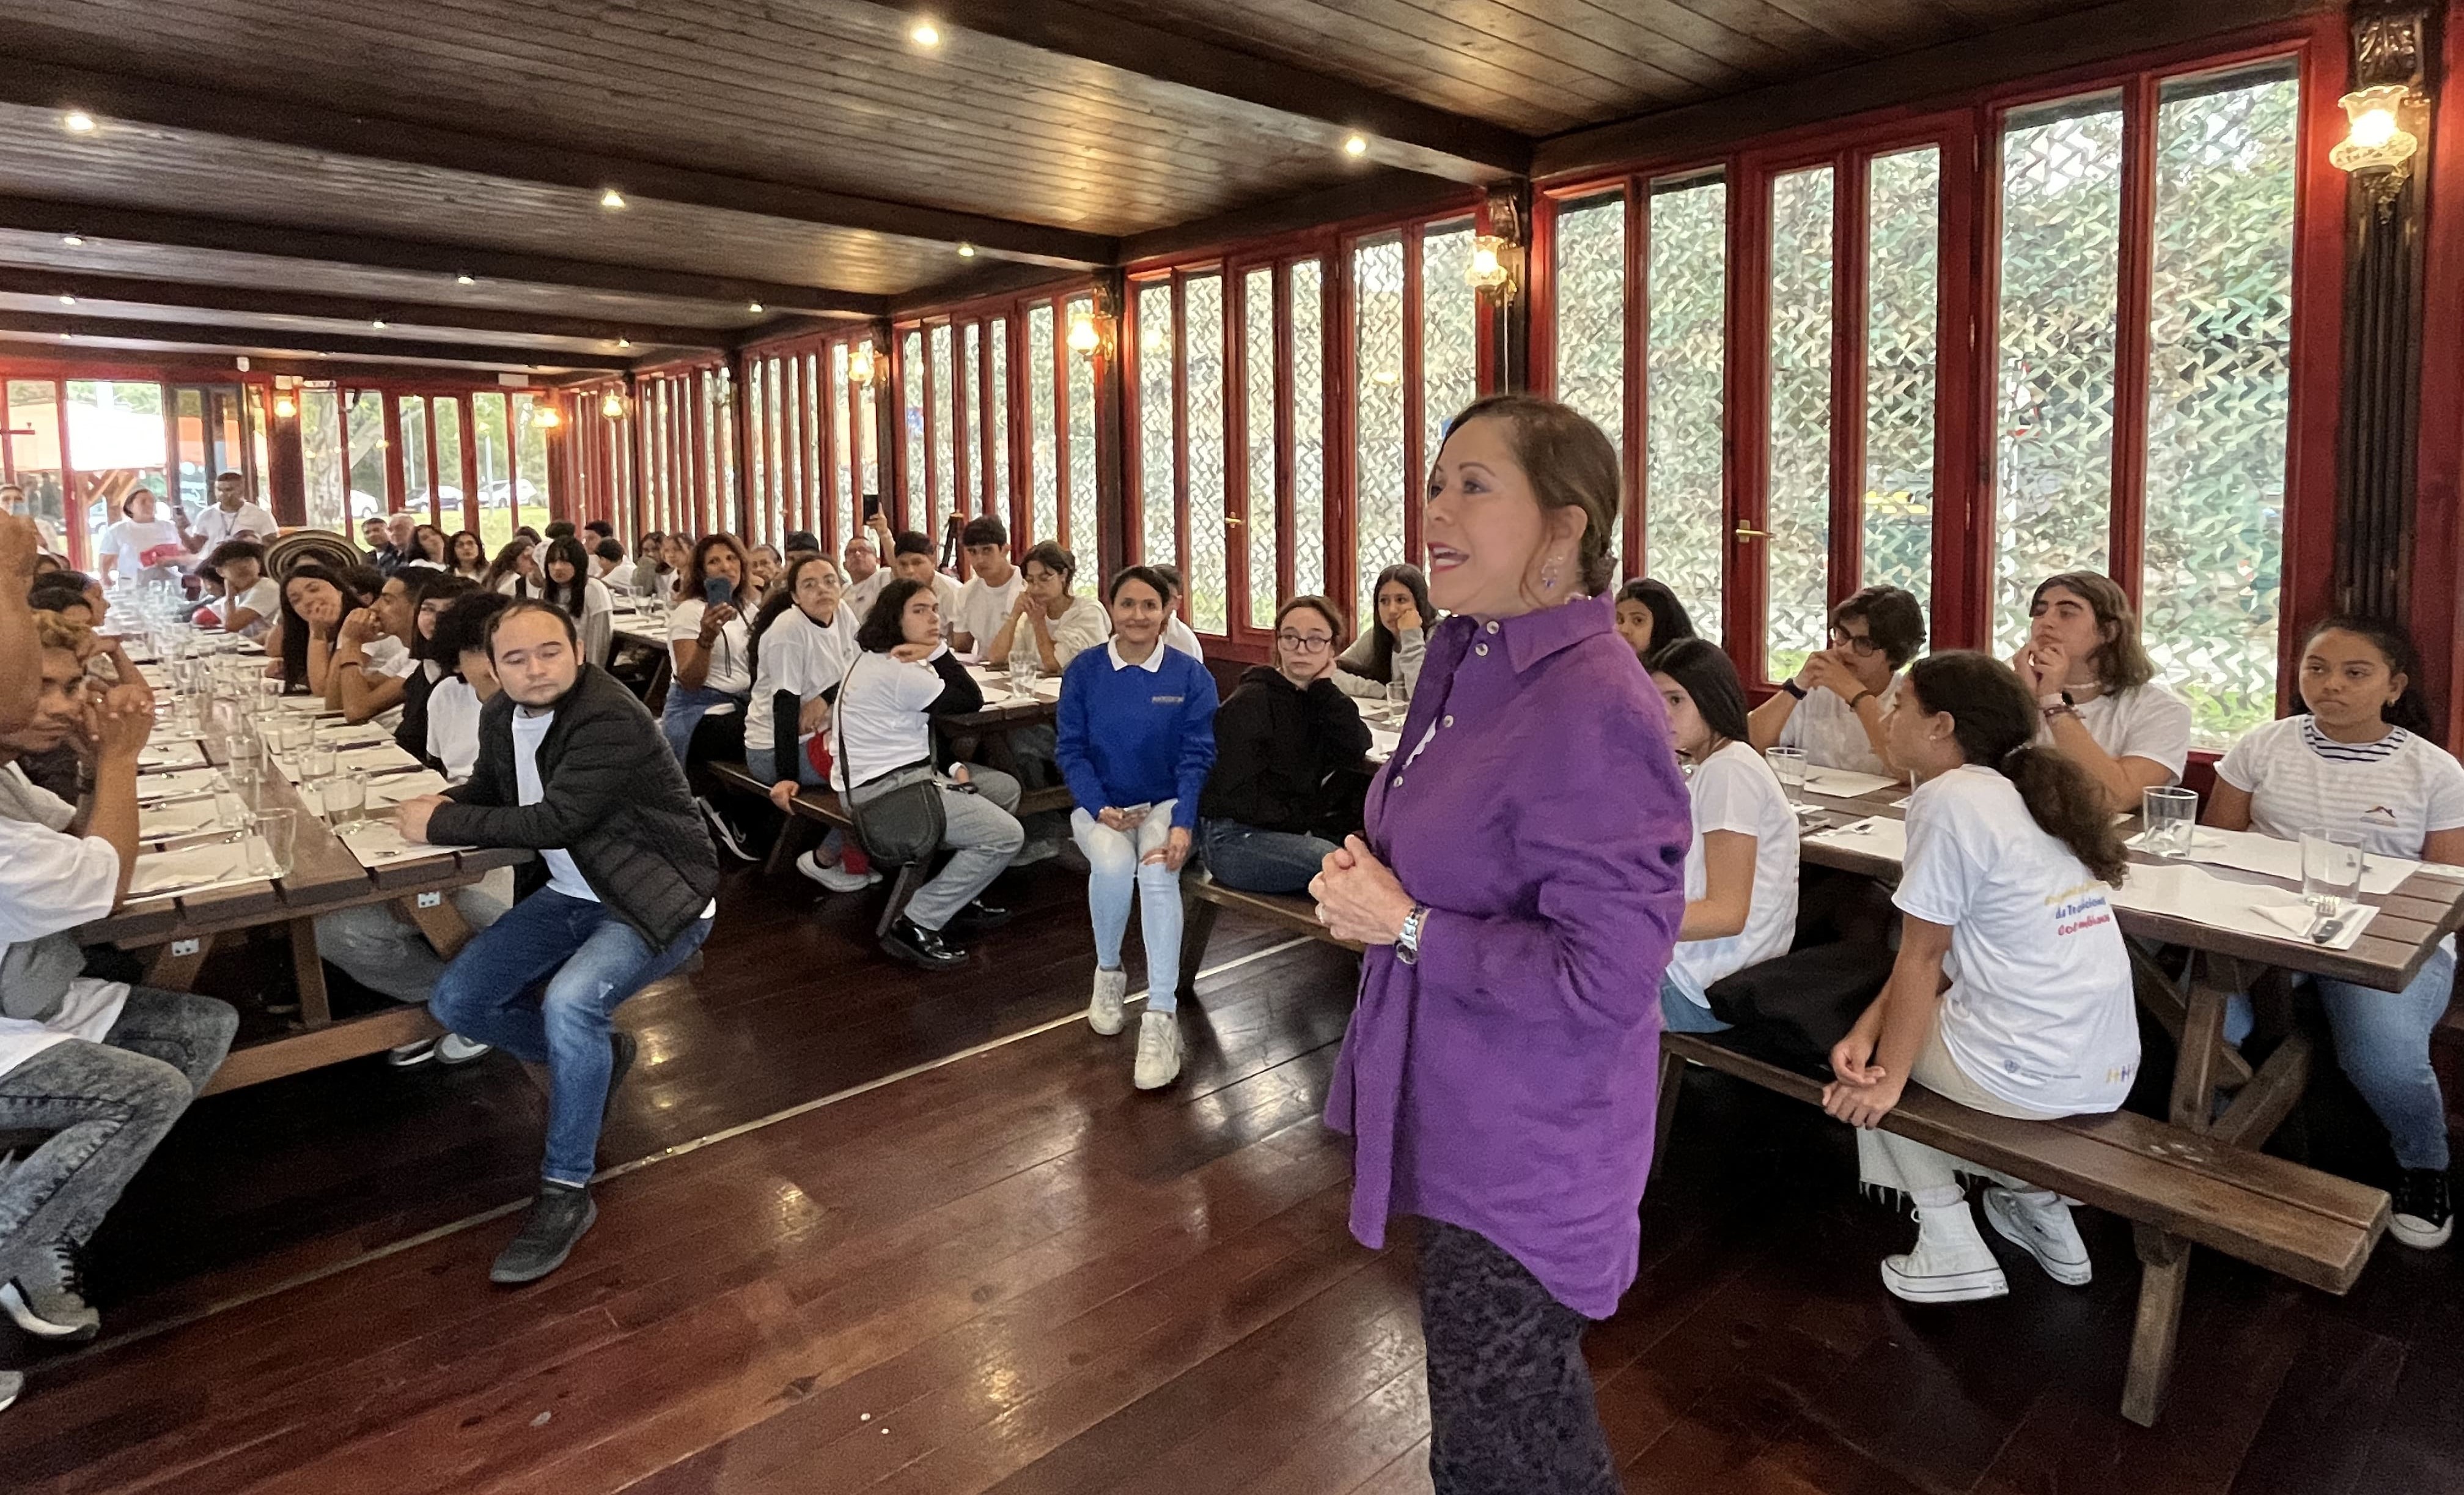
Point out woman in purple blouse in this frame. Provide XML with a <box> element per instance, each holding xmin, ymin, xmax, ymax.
<box><xmin>1311</xmin><ymin>394</ymin><xmax>1691</xmax><ymax>1492</ymax></box>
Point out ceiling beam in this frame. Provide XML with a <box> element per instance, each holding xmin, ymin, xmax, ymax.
<box><xmin>1119</xmin><ymin>174</ymin><xmax>1482</xmax><ymax>267</ymax></box>
<box><xmin>0</xmin><ymin>267</ymin><xmax>729</xmax><ymax>349</ymax></box>
<box><xmin>0</xmin><ymin>196</ymin><xmax>888</xmax><ymax>318</ymax></box>
<box><xmin>0</xmin><ymin>49</ymin><xmax>1115</xmax><ymax>270</ymax></box>
<box><xmin>922</xmin><ymin>1</ymin><xmax>1529</xmax><ymax>183</ymax></box>
<box><xmin>0</xmin><ymin>308</ymin><xmax>634</xmax><ymax>371</ymax></box>
<box><xmin>1533</xmin><ymin>0</ymin><xmax>2331</xmax><ymax>180</ymax></box>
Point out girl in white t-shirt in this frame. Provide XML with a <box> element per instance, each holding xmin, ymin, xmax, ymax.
<box><xmin>744</xmin><ymin>555</ymin><xmax>871</xmax><ymax>893</ymax></box>
<box><xmin>1826</xmin><ymin>651</ymin><xmax>2139</xmax><ymax>1305</ymax></box>
<box><xmin>1749</xmin><ymin>584</ymin><xmax>1925</xmax><ymax>780</ymax></box>
<box><xmin>2012</xmin><ymin>570</ymin><xmax>2192</xmax><ymax>813</ymax></box>
<box><xmin>663</xmin><ymin>534</ymin><xmax>759</xmax><ymax>860</ymax></box>
<box><xmin>1648</xmin><ymin>639</ymin><xmax>1800</xmax><ymax>1034</ymax></box>
<box><xmin>2207</xmin><ymin>618</ymin><xmax>2461</xmax><ymax>1250</ymax></box>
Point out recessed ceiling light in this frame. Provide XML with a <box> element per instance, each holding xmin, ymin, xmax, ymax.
<box><xmin>748</xmin><ymin>301</ymin><xmax>765</xmax><ymax>313</ymax></box>
<box><xmin>62</xmin><ymin>111</ymin><xmax>95</xmax><ymax>133</ymax></box>
<box><xmin>455</xmin><ymin>273</ymin><xmax>475</xmax><ymax>285</ymax></box>
<box><xmin>1343</xmin><ymin>134</ymin><xmax>1369</xmax><ymax>157</ymax></box>
<box><xmin>910</xmin><ymin>20</ymin><xmax>941</xmax><ymax>46</ymax></box>
<box><xmin>60</xmin><ymin>234</ymin><xmax>84</xmax><ymax>247</ymax></box>
<box><xmin>957</xmin><ymin>243</ymin><xmax>976</xmax><ymax>258</ymax></box>
<box><xmin>59</xmin><ymin>332</ymin><xmax>73</xmax><ymax>341</ymax></box>
<box><xmin>600</xmin><ymin>188</ymin><xmax>627</xmax><ymax>209</ymax></box>
<box><xmin>617</xmin><ymin>338</ymin><xmax>632</xmax><ymax>349</ymax></box>
<box><xmin>372</xmin><ymin>319</ymin><xmax>387</xmax><ymax>329</ymax></box>
<box><xmin>57</xmin><ymin>295</ymin><xmax>75</xmax><ymax>306</ymax></box>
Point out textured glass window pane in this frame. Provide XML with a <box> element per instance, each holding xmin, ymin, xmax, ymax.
<box><xmin>346</xmin><ymin>389</ymin><xmax>388</xmax><ymax>525</ymax></box>
<box><xmin>961</xmin><ymin>323</ymin><xmax>982</xmax><ymax>516</ymax></box>
<box><xmin>1554</xmin><ymin>194</ymin><xmax>1626</xmax><ymax>558</ymax></box>
<box><xmin>1139</xmin><ymin>281</ymin><xmax>1177</xmax><ymax>568</ymax></box>
<box><xmin>400</xmin><ymin>396</ymin><xmax>428</xmax><ymax>514</ymax></box>
<box><xmin>989</xmin><ymin>320</ymin><xmax>1011</xmax><ymax>525</ymax></box>
<box><xmin>433</xmin><ymin>397</ymin><xmax>462</xmax><ymax>534</ymax></box>
<box><xmin>1866</xmin><ymin>148</ymin><xmax>1940</xmax><ymax>616</ymax></box>
<box><xmin>712</xmin><ymin>369</ymin><xmax>735</xmax><ymax>532</ymax></box>
<box><xmin>1765</xmin><ymin>167</ymin><xmax>1834</xmax><ymax>682</ymax></box>
<box><xmin>929</xmin><ymin>324</ymin><xmax>954</xmax><ymax>544</ymax></box>
<box><xmin>1354</xmin><ymin>236</ymin><xmax>1407</xmax><ymax>624</ymax></box>
<box><xmin>830</xmin><ymin>344</ymin><xmax>852</xmax><ymax>547</ymax></box>
<box><xmin>1028</xmin><ymin>309</ymin><xmax>1057</xmax><ymax>545</ymax></box>
<box><xmin>1187</xmin><ymin>273</ymin><xmax>1228</xmax><ymax>633</ymax></box>
<box><xmin>1995</xmin><ymin>97</ymin><xmax>2124</xmax><ymax>655</ymax></box>
<box><xmin>472</xmin><ymin>391</ymin><xmax>511</xmax><ymax>550</ymax></box>
<box><xmin>301</xmin><ymin>386</ymin><xmax>345</xmax><ymax>533</ymax></box>
<box><xmin>1292</xmin><ymin>260</ymin><xmax>1326</xmax><ymax>599</ymax></box>
<box><xmin>1066</xmin><ymin>295</ymin><xmax>1097</xmax><ymax>555</ymax></box>
<box><xmin>902</xmin><ymin>329</ymin><xmax>925</xmax><ymax>536</ymax></box>
<box><xmin>2146</xmin><ymin>69</ymin><xmax>2296</xmax><ymax>746</ymax></box>
<box><xmin>1245</xmin><ymin>267</ymin><xmax>1278</xmax><ymax>628</ymax></box>
<box><xmin>854</xmin><ymin>342</ymin><xmax>879</xmax><ymax>515</ymax></box>
<box><xmin>748</xmin><ymin>361</ymin><xmax>770</xmax><ymax>538</ymax></box>
<box><xmin>1646</xmin><ymin>175</ymin><xmax>1726</xmax><ymax>644</ymax></box>
<box><xmin>512</xmin><ymin>393</ymin><xmax>551</xmax><ymax>539</ymax></box>
<box><xmin>1422</xmin><ymin>222</ymin><xmax>1480</xmax><ymax>478</ymax></box>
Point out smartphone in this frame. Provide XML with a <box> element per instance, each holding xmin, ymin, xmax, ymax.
<box><xmin>1117</xmin><ymin>802</ymin><xmax>1153</xmax><ymax>827</ymax></box>
<box><xmin>703</xmin><ymin>575</ymin><xmax>732</xmax><ymax>610</ymax></box>
<box><xmin>861</xmin><ymin>494</ymin><xmax>883</xmax><ymax>523</ymax></box>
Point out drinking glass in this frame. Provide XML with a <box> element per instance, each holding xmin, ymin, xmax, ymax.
<box><xmin>2141</xmin><ymin>786</ymin><xmax>2199</xmax><ymax>857</ymax></box>
<box><xmin>246</xmin><ymin>808</ymin><xmax>297</xmax><ymax>879</ymax></box>
<box><xmin>1009</xmin><ymin>653</ymin><xmax>1037</xmax><ymax>698</ymax></box>
<box><xmin>213</xmin><ymin>783</ymin><xmax>252</xmax><ymax>832</ymax></box>
<box><xmin>1384</xmin><ymin>679</ymin><xmax>1409</xmax><ymax>712</ymax></box>
<box><xmin>299</xmin><ymin>744</ymin><xmax>337</xmax><ymax>783</ymax></box>
<box><xmin>2301</xmin><ymin>828</ymin><xmax>2366</xmax><ymax>915</ymax></box>
<box><xmin>321</xmin><ymin>770</ymin><xmax>368</xmax><ymax>823</ymax></box>
<box><xmin>1765</xmin><ymin>746</ymin><xmax>1809</xmax><ymax>804</ymax></box>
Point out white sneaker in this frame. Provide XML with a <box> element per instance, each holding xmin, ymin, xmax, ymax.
<box><xmin>1881</xmin><ymin>1202</ymin><xmax>2010</xmax><ymax>1304</ymax></box>
<box><xmin>1133</xmin><ymin>1010</ymin><xmax>1183</xmax><ymax>1090</ymax></box>
<box><xmin>699</xmin><ymin>796</ymin><xmax>756</xmax><ymax>862</ymax></box>
<box><xmin>796</xmin><ymin>849</ymin><xmax>880</xmax><ymax>893</ymax></box>
<box><xmin>1982</xmin><ymin>1186</ymin><xmax>2094</xmax><ymax>1285</ymax></box>
<box><xmin>435</xmin><ymin>1033</ymin><xmax>493</xmax><ymax>1066</ymax></box>
<box><xmin>1086</xmin><ymin>969</ymin><xmax>1128</xmax><ymax>1036</ymax></box>
<box><xmin>386</xmin><ymin>1038</ymin><xmax>437</xmax><ymax>1067</ymax></box>
<box><xmin>0</xmin><ymin>1368</ymin><xmax>20</xmax><ymax>1412</ymax></box>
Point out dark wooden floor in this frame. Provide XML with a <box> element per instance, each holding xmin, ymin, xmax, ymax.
<box><xmin>4</xmin><ymin>857</ymin><xmax>2460</xmax><ymax>1494</ymax></box>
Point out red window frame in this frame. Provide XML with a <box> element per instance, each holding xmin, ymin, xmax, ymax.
<box><xmin>1534</xmin><ymin>15</ymin><xmax>2345</xmax><ymax>709</ymax></box>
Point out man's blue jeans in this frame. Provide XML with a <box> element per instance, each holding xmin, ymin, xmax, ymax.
<box><xmin>430</xmin><ymin>890</ymin><xmax>713</xmax><ymax>1186</ymax></box>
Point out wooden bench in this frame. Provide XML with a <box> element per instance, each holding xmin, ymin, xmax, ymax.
<box><xmin>1175</xmin><ymin>865</ymin><xmax>1361</xmax><ymax>1003</ymax></box>
<box><xmin>1655</xmin><ymin>1032</ymin><xmax>2389</xmax><ymax>1426</ymax></box>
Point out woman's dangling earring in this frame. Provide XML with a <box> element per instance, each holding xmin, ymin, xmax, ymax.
<box><xmin>1541</xmin><ymin>555</ymin><xmax>1562</xmax><ymax>592</ymax></box>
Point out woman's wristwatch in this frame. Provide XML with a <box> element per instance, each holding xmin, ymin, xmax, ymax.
<box><xmin>1781</xmin><ymin>679</ymin><xmax>1808</xmax><ymax>700</ymax></box>
<box><xmin>1395</xmin><ymin>903</ymin><xmax>1430</xmax><ymax>965</ymax></box>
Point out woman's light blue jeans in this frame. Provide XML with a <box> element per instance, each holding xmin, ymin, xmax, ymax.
<box><xmin>1658</xmin><ymin>967</ymin><xmax>1731</xmax><ymax>1034</ymax></box>
<box><xmin>1072</xmin><ymin>801</ymin><xmax>1185</xmax><ymax>1014</ymax></box>
<box><xmin>2224</xmin><ymin>941</ymin><xmax>2454</xmax><ymax>1171</ymax></box>
<box><xmin>660</xmin><ymin>683</ymin><xmax>741</xmax><ymax>764</ymax></box>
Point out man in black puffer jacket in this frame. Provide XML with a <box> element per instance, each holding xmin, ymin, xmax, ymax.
<box><xmin>1196</xmin><ymin>597</ymin><xmax>1373</xmax><ymax>895</ymax></box>
<box><xmin>395</xmin><ymin>599</ymin><xmax>718</xmax><ymax>1285</ymax></box>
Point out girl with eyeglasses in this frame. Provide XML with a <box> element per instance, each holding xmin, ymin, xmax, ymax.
<box><xmin>1748</xmin><ymin>585</ymin><xmax>1926</xmax><ymax>779</ymax></box>
<box><xmin>1196</xmin><ymin>596</ymin><xmax>1373</xmax><ymax>894</ymax></box>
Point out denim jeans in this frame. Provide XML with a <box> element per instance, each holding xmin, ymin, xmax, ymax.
<box><xmin>1199</xmin><ymin>818</ymin><xmax>1336</xmax><ymax>896</ymax></box>
<box><xmin>314</xmin><ymin>869</ymin><xmax>514</xmax><ymax>1005</ymax></box>
<box><xmin>2319</xmin><ymin>942</ymin><xmax>2455</xmax><ymax>1172</ymax></box>
<box><xmin>660</xmin><ymin>684</ymin><xmax>743</xmax><ymax>764</ymax></box>
<box><xmin>1657</xmin><ymin>969</ymin><xmax>1731</xmax><ymax>1033</ymax></box>
<box><xmin>0</xmin><ymin>989</ymin><xmax>237</xmax><ymax>1277</ymax></box>
<box><xmin>1072</xmin><ymin>802</ymin><xmax>1184</xmax><ymax>1014</ymax></box>
<box><xmin>429</xmin><ymin>891</ymin><xmax>713</xmax><ymax>1186</ymax></box>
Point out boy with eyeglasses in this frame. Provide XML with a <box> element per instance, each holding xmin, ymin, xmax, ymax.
<box><xmin>1746</xmin><ymin>585</ymin><xmax>1927</xmax><ymax>780</ymax></box>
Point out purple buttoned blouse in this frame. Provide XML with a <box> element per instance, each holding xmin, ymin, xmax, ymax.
<box><xmin>1325</xmin><ymin>592</ymin><xmax>1691</xmax><ymax>1320</ymax></box>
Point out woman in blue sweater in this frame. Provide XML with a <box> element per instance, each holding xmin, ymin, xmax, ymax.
<box><xmin>1057</xmin><ymin>566</ymin><xmax>1219</xmax><ymax>1090</ymax></box>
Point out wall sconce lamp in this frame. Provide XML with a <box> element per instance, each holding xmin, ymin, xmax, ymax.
<box><xmin>2331</xmin><ymin>83</ymin><xmax>2424</xmax><ymax>214</ymax></box>
<box><xmin>1464</xmin><ymin>235</ymin><xmax>1520</xmax><ymax>303</ymax></box>
<box><xmin>600</xmin><ymin>390</ymin><xmax>629</xmax><ymax>420</ymax></box>
<box><xmin>273</xmin><ymin>395</ymin><xmax>298</xmax><ymax>419</ymax></box>
<box><xmin>1067</xmin><ymin>309</ymin><xmax>1108</xmax><ymax>355</ymax></box>
<box><xmin>529</xmin><ymin>402</ymin><xmax>562</xmax><ymax>430</ymax></box>
<box><xmin>848</xmin><ymin>345</ymin><xmax>886</xmax><ymax>388</ymax></box>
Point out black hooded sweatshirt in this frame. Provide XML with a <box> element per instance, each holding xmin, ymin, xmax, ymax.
<box><xmin>1197</xmin><ymin>665</ymin><xmax>1372</xmax><ymax>834</ymax></box>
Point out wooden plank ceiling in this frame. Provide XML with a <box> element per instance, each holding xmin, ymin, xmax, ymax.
<box><xmin>0</xmin><ymin>0</ymin><xmax>2220</xmax><ymax>374</ymax></box>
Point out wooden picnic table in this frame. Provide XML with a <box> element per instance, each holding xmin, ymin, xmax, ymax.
<box><xmin>76</xmin><ymin>734</ymin><xmax>528</xmax><ymax>1096</ymax></box>
<box><xmin>1790</xmin><ymin>775</ymin><xmax>2464</xmax><ymax>1420</ymax></box>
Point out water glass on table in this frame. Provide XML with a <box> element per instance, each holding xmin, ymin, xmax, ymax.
<box><xmin>299</xmin><ymin>744</ymin><xmax>337</xmax><ymax>784</ymax></box>
<box><xmin>320</xmin><ymin>770</ymin><xmax>368</xmax><ymax>824</ymax></box>
<box><xmin>2141</xmin><ymin>786</ymin><xmax>2199</xmax><ymax>857</ymax></box>
<box><xmin>246</xmin><ymin>808</ymin><xmax>297</xmax><ymax>880</ymax></box>
<box><xmin>1765</xmin><ymin>746</ymin><xmax>1809</xmax><ymax>803</ymax></box>
<box><xmin>1009</xmin><ymin>654</ymin><xmax>1038</xmax><ymax>698</ymax></box>
<box><xmin>2301</xmin><ymin>827</ymin><xmax>2366</xmax><ymax>915</ymax></box>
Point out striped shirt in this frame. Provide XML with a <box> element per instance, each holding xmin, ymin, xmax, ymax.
<box><xmin>2217</xmin><ymin>714</ymin><xmax>2464</xmax><ymax>861</ymax></box>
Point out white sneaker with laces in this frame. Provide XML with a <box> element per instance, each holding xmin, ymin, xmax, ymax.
<box><xmin>1982</xmin><ymin>1186</ymin><xmax>2094</xmax><ymax>1285</ymax></box>
<box><xmin>1880</xmin><ymin>1202</ymin><xmax>2010</xmax><ymax>1304</ymax></box>
<box><xmin>698</xmin><ymin>796</ymin><xmax>756</xmax><ymax>862</ymax></box>
<box><xmin>796</xmin><ymin>849</ymin><xmax>880</xmax><ymax>893</ymax></box>
<box><xmin>435</xmin><ymin>1033</ymin><xmax>493</xmax><ymax>1066</ymax></box>
<box><xmin>1087</xmin><ymin>969</ymin><xmax>1128</xmax><ymax>1036</ymax></box>
<box><xmin>1133</xmin><ymin>1010</ymin><xmax>1183</xmax><ymax>1090</ymax></box>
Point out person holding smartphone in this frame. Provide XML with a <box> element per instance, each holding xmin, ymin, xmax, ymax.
<box><xmin>663</xmin><ymin>534</ymin><xmax>758</xmax><ymax>859</ymax></box>
<box><xmin>1056</xmin><ymin>566</ymin><xmax>1219</xmax><ymax>1090</ymax></box>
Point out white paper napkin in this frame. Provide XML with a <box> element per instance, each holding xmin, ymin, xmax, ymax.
<box><xmin>313</xmin><ymin>722</ymin><xmax>396</xmax><ymax>748</ymax></box>
<box><xmin>139</xmin><ymin>798</ymin><xmax>226</xmax><ymax>838</ymax></box>
<box><xmin>128</xmin><ymin>837</ymin><xmax>268</xmax><ymax>898</ymax></box>
<box><xmin>138</xmin><ymin>739</ymin><xmax>208</xmax><ymax>770</ymax></box>
<box><xmin>136</xmin><ymin>767</ymin><xmax>222</xmax><ymax>802</ymax></box>
<box><xmin>1801</xmin><ymin>767</ymin><xmax>1900</xmax><ymax>799</ymax></box>
<box><xmin>1366</xmin><ymin>728</ymin><xmax>1400</xmax><ymax>764</ymax></box>
<box><xmin>2106</xmin><ymin>862</ymin><xmax>2378</xmax><ymax>950</ymax></box>
<box><xmin>280</xmin><ymin>744</ymin><xmax>424</xmax><ymax>783</ymax></box>
<box><xmin>1807</xmin><ymin>816</ymin><xmax>1908</xmax><ymax>863</ymax></box>
<box><xmin>365</xmin><ymin>769</ymin><xmax>451</xmax><ymax>808</ymax></box>
<box><xmin>333</xmin><ymin>819</ymin><xmax>468</xmax><ymax>867</ymax></box>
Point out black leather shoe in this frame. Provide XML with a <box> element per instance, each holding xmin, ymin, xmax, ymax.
<box><xmin>490</xmin><ymin>1183</ymin><xmax>598</xmax><ymax>1285</ymax></box>
<box><xmin>880</xmin><ymin>917</ymin><xmax>969</xmax><ymax>970</ymax></box>
<box><xmin>946</xmin><ymin>899</ymin><xmax>1015</xmax><ymax>935</ymax></box>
